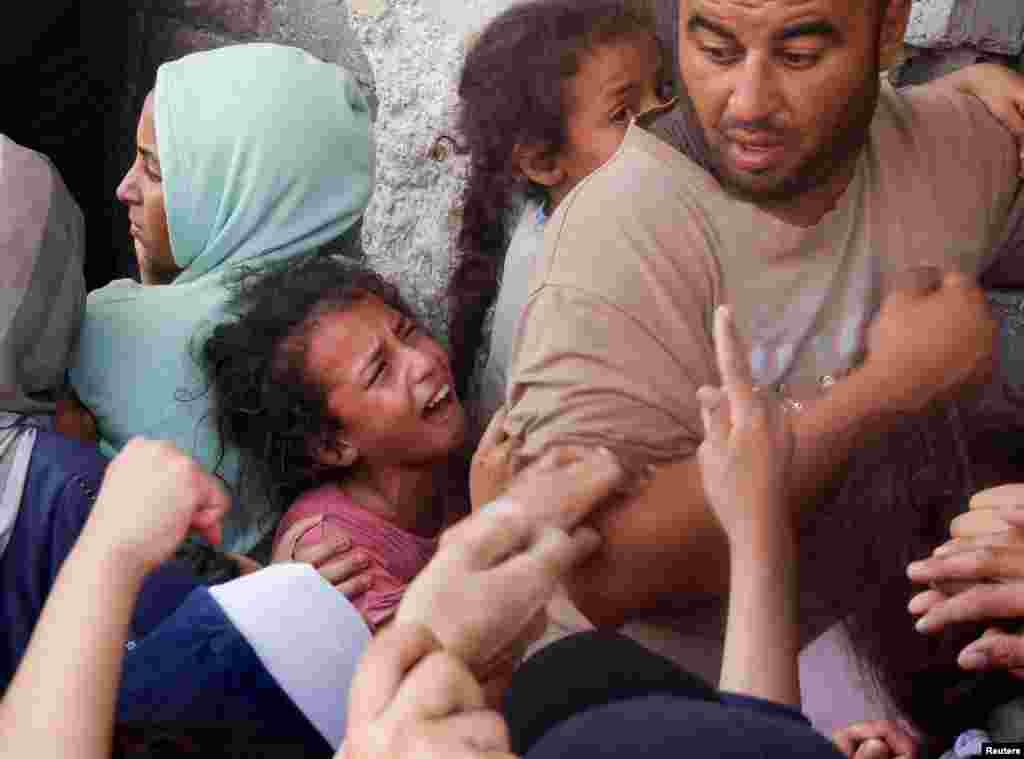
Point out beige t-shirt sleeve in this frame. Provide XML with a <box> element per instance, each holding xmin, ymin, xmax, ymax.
<box><xmin>878</xmin><ymin>80</ymin><xmax>1022</xmax><ymax>278</ymax></box>
<box><xmin>504</xmin><ymin>129</ymin><xmax>721</xmax><ymax>467</ymax></box>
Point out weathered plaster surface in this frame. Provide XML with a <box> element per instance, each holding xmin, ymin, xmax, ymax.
<box><xmin>907</xmin><ymin>0</ymin><xmax>1024</xmax><ymax>55</ymax></box>
<box><xmin>349</xmin><ymin>0</ymin><xmax>519</xmax><ymax>336</ymax></box>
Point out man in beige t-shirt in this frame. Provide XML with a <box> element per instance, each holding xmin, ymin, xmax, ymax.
<box><xmin>492</xmin><ymin>0</ymin><xmax>1024</xmax><ymax>668</ymax></box>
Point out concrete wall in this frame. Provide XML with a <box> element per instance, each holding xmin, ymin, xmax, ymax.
<box><xmin>347</xmin><ymin>0</ymin><xmax>521</xmax><ymax>333</ymax></box>
<box><xmin>908</xmin><ymin>0</ymin><xmax>1023</xmax><ymax>56</ymax></box>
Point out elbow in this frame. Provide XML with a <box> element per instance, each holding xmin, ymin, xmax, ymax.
<box><xmin>565</xmin><ymin>573</ymin><xmax>632</xmax><ymax>629</ymax></box>
<box><xmin>564</xmin><ymin>534</ymin><xmax>732</xmax><ymax>629</ymax></box>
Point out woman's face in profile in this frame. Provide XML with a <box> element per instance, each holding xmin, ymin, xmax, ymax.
<box><xmin>306</xmin><ymin>294</ymin><xmax>467</xmax><ymax>470</ymax></box>
<box><xmin>116</xmin><ymin>92</ymin><xmax>179</xmax><ymax>285</ymax></box>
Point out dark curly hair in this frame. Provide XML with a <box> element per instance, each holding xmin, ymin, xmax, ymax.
<box><xmin>200</xmin><ymin>253</ymin><xmax>417</xmax><ymax>512</ymax></box>
<box><xmin>804</xmin><ymin>390</ymin><xmax>1024</xmax><ymax>753</ymax></box>
<box><xmin>445</xmin><ymin>0</ymin><xmax>668</xmax><ymax>400</ymax></box>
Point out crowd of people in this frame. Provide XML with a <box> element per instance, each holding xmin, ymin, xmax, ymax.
<box><xmin>3</xmin><ymin>0</ymin><xmax>1024</xmax><ymax>757</ymax></box>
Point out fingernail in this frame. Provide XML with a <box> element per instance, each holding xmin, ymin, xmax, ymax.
<box><xmin>908</xmin><ymin>594</ymin><xmax>929</xmax><ymax>614</ymax></box>
<box><xmin>915</xmin><ymin>615</ymin><xmax>935</xmax><ymax>633</ymax></box>
<box><xmin>906</xmin><ymin>560</ymin><xmax>927</xmax><ymax>578</ymax></box>
<box><xmin>932</xmin><ymin>543</ymin><xmax>953</xmax><ymax>556</ymax></box>
<box><xmin>960</xmin><ymin>649</ymin><xmax>989</xmax><ymax>670</ymax></box>
<box><xmin>597</xmin><ymin>446</ymin><xmax>615</xmax><ymax>458</ymax></box>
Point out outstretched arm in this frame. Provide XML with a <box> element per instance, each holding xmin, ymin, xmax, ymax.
<box><xmin>566</xmin><ymin>271</ymin><xmax>995</xmax><ymax>627</ymax></box>
<box><xmin>697</xmin><ymin>306</ymin><xmax>799</xmax><ymax>705</ymax></box>
<box><xmin>0</xmin><ymin>439</ymin><xmax>229</xmax><ymax>759</ymax></box>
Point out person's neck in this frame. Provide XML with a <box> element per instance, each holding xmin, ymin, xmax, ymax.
<box><xmin>755</xmin><ymin>157</ymin><xmax>860</xmax><ymax>229</ymax></box>
<box><xmin>341</xmin><ymin>462</ymin><xmax>444</xmax><ymax>539</ymax></box>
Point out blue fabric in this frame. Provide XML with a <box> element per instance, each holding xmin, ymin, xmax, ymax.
<box><xmin>0</xmin><ymin>431</ymin><xmax>203</xmax><ymax>687</ymax></box>
<box><xmin>0</xmin><ymin>431</ymin><xmax>330</xmax><ymax>754</ymax></box>
<box><xmin>118</xmin><ymin>586</ymin><xmax>331</xmax><ymax>756</ymax></box>
<box><xmin>0</xmin><ymin>431</ymin><xmax>106</xmax><ymax>685</ymax></box>
<box><xmin>719</xmin><ymin>692</ymin><xmax>813</xmax><ymax>726</ymax></box>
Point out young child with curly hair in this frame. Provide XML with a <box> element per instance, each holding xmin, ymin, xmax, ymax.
<box><xmin>201</xmin><ymin>254</ymin><xmax>471</xmax><ymax>631</ymax></box>
<box><xmin>445</xmin><ymin>0</ymin><xmax>674</xmax><ymax>427</ymax></box>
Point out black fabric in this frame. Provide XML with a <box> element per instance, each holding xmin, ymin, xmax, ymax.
<box><xmin>504</xmin><ymin>631</ymin><xmax>719</xmax><ymax>754</ymax></box>
<box><xmin>2</xmin><ymin>2</ymin><xmax>126</xmax><ymax>288</ymax></box>
<box><xmin>524</xmin><ymin>693</ymin><xmax>846</xmax><ymax>759</ymax></box>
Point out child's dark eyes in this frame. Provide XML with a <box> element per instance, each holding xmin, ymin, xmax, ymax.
<box><xmin>778</xmin><ymin>50</ymin><xmax>821</xmax><ymax>69</ymax></box>
<box><xmin>368</xmin><ymin>321</ymin><xmax>419</xmax><ymax>386</ymax></box>
<box><xmin>700</xmin><ymin>45</ymin><xmax>743</xmax><ymax>66</ymax></box>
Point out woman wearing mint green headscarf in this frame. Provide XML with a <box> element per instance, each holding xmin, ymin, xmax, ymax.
<box><xmin>70</xmin><ymin>43</ymin><xmax>375</xmax><ymax>552</ymax></box>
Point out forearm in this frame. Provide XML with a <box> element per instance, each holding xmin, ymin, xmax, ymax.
<box><xmin>786</xmin><ymin>365</ymin><xmax>897</xmax><ymax>508</ymax></box>
<box><xmin>719</xmin><ymin>527</ymin><xmax>800</xmax><ymax>706</ymax></box>
<box><xmin>0</xmin><ymin>534</ymin><xmax>146</xmax><ymax>759</ymax></box>
<box><xmin>568</xmin><ymin>367</ymin><xmax>894</xmax><ymax>626</ymax></box>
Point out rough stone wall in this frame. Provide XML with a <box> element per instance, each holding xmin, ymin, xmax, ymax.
<box><xmin>348</xmin><ymin>0</ymin><xmax>465</xmax><ymax>336</ymax></box>
<box><xmin>898</xmin><ymin>0</ymin><xmax>1023</xmax><ymax>85</ymax></box>
<box><xmin>908</xmin><ymin>0</ymin><xmax>1024</xmax><ymax>56</ymax></box>
<box><xmin>347</xmin><ymin>0</ymin><xmax>522</xmax><ymax>337</ymax></box>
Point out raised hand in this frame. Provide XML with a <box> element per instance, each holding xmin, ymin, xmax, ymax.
<box><xmin>695</xmin><ymin>305</ymin><xmax>800</xmax><ymax>705</ymax></box>
<box><xmin>81</xmin><ymin>437</ymin><xmax>230</xmax><ymax>574</ymax></box>
<box><xmin>397</xmin><ymin>446</ymin><xmax>625</xmax><ymax>679</ymax></box>
<box><xmin>907</xmin><ymin>496</ymin><xmax>1024</xmax><ymax>677</ymax></box>
<box><xmin>696</xmin><ymin>305</ymin><xmax>794</xmax><ymax>545</ymax></box>
<box><xmin>340</xmin><ymin>623</ymin><xmax>514</xmax><ymax>759</ymax></box>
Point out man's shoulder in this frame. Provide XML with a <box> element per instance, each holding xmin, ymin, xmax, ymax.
<box><xmin>873</xmin><ymin>79</ymin><xmax>1017</xmax><ymax>169</ymax></box>
<box><xmin>562</xmin><ymin>122</ymin><xmax>719</xmax><ymax>211</ymax></box>
<box><xmin>869</xmin><ymin>78</ymin><xmax>1020</xmax><ymax>266</ymax></box>
<box><xmin>536</xmin><ymin>124</ymin><xmax>723</xmax><ymax>293</ymax></box>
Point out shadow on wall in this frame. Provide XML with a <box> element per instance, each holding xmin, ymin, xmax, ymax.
<box><xmin>3</xmin><ymin>0</ymin><xmax>375</xmax><ymax>289</ymax></box>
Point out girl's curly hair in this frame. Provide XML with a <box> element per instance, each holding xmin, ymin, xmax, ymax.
<box><xmin>200</xmin><ymin>253</ymin><xmax>416</xmax><ymax>511</ymax></box>
<box><xmin>445</xmin><ymin>0</ymin><xmax>667</xmax><ymax>399</ymax></box>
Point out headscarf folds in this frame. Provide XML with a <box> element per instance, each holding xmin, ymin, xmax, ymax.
<box><xmin>0</xmin><ymin>134</ymin><xmax>87</xmax><ymax>555</ymax></box>
<box><xmin>70</xmin><ymin>44</ymin><xmax>375</xmax><ymax>551</ymax></box>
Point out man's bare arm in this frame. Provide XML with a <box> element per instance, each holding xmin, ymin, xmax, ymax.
<box><xmin>567</xmin><ymin>368</ymin><xmax>892</xmax><ymax>627</ymax></box>
<box><xmin>568</xmin><ymin>271</ymin><xmax>996</xmax><ymax>627</ymax></box>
